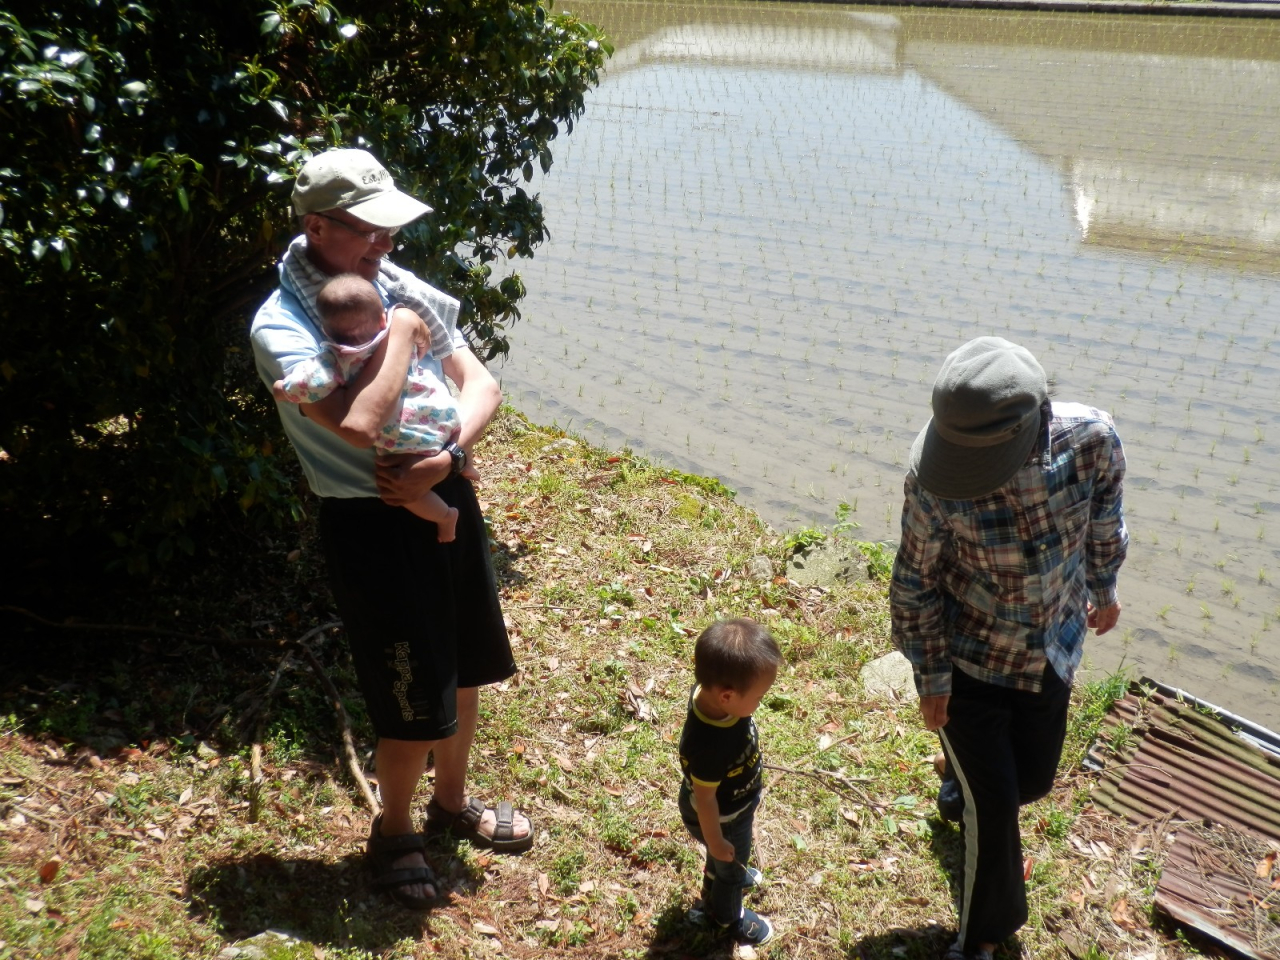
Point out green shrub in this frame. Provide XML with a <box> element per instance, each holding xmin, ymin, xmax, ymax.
<box><xmin>0</xmin><ymin>1</ymin><xmax>609</xmax><ymax>571</ymax></box>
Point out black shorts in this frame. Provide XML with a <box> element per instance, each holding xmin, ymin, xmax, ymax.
<box><xmin>319</xmin><ymin>477</ymin><xmax>517</xmax><ymax>740</ymax></box>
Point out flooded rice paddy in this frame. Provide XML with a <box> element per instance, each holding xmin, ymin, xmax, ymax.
<box><xmin>494</xmin><ymin>2</ymin><xmax>1280</xmax><ymax>725</ymax></box>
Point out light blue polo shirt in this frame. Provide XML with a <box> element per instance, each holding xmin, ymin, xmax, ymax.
<box><xmin>249</xmin><ymin>263</ymin><xmax>465</xmax><ymax>498</ymax></box>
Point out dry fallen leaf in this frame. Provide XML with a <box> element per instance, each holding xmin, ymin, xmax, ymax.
<box><xmin>537</xmin><ymin>873</ymin><xmax>550</xmax><ymax>896</ymax></box>
<box><xmin>1023</xmin><ymin>857</ymin><xmax>1035</xmax><ymax>881</ymax></box>
<box><xmin>1111</xmin><ymin>897</ymin><xmax>1136</xmax><ymax>930</ymax></box>
<box><xmin>38</xmin><ymin>859</ymin><xmax>61</xmax><ymax>884</ymax></box>
<box><xmin>473</xmin><ymin>921</ymin><xmax>500</xmax><ymax>936</ymax></box>
<box><xmin>1255</xmin><ymin>850</ymin><xmax>1276</xmax><ymax>880</ymax></box>
<box><xmin>25</xmin><ymin>899</ymin><xmax>44</xmax><ymax>914</ymax></box>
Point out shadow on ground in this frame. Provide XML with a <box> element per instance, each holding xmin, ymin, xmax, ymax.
<box><xmin>188</xmin><ymin>843</ymin><xmax>487</xmax><ymax>952</ymax></box>
<box><xmin>642</xmin><ymin>896</ymin><xmax>741</xmax><ymax>959</ymax></box>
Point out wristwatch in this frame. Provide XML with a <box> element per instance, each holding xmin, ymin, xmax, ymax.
<box><xmin>443</xmin><ymin>440</ymin><xmax>467</xmax><ymax>478</ymax></box>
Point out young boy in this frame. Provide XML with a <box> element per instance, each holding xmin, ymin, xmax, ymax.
<box><xmin>678</xmin><ymin>618</ymin><xmax>783</xmax><ymax>946</ymax></box>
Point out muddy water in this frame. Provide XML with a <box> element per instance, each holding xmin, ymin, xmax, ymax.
<box><xmin>494</xmin><ymin>2</ymin><xmax>1280</xmax><ymax>726</ymax></box>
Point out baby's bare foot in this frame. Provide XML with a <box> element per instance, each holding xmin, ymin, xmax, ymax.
<box><xmin>437</xmin><ymin>506</ymin><xmax>459</xmax><ymax>543</ymax></box>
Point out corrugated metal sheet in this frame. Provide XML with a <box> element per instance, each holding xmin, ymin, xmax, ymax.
<box><xmin>1088</xmin><ymin>679</ymin><xmax>1280</xmax><ymax>959</ymax></box>
<box><xmin>1088</xmin><ymin>682</ymin><xmax>1280</xmax><ymax>838</ymax></box>
<box><xmin>1153</xmin><ymin>825</ymin><xmax>1280</xmax><ymax>960</ymax></box>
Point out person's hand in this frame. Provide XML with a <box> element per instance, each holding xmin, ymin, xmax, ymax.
<box><xmin>271</xmin><ymin>379</ymin><xmax>289</xmax><ymax>403</ymax></box>
<box><xmin>1087</xmin><ymin>601</ymin><xmax>1122</xmax><ymax>635</ymax></box>
<box><xmin>375</xmin><ymin>451</ymin><xmax>451</xmax><ymax>506</ymax></box>
<box><xmin>707</xmin><ymin>836</ymin><xmax>735</xmax><ymax>863</ymax></box>
<box><xmin>919</xmin><ymin>694</ymin><xmax>950</xmax><ymax>731</ymax></box>
<box><xmin>390</xmin><ymin>306</ymin><xmax>432</xmax><ymax>354</ymax></box>
<box><xmin>459</xmin><ymin>445</ymin><xmax>481</xmax><ymax>482</ymax></box>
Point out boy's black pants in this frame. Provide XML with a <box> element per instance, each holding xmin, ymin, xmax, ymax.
<box><xmin>939</xmin><ymin>662</ymin><xmax>1070</xmax><ymax>951</ymax></box>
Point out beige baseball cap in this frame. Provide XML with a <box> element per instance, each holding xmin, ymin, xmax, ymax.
<box><xmin>292</xmin><ymin>148</ymin><xmax>432</xmax><ymax>227</ymax></box>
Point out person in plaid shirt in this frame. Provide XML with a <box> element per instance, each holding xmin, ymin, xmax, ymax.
<box><xmin>890</xmin><ymin>337</ymin><xmax>1128</xmax><ymax>960</ymax></box>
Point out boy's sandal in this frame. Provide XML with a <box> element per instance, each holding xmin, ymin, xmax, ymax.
<box><xmin>943</xmin><ymin>942</ymin><xmax>993</xmax><ymax>960</ymax></box>
<box><xmin>424</xmin><ymin>796</ymin><xmax>535</xmax><ymax>853</ymax></box>
<box><xmin>367</xmin><ymin>814</ymin><xmax>438</xmax><ymax>910</ymax></box>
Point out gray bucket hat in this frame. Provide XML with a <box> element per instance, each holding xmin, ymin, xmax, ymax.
<box><xmin>908</xmin><ymin>337</ymin><xmax>1047</xmax><ymax>500</ymax></box>
<box><xmin>292</xmin><ymin>148</ymin><xmax>432</xmax><ymax>228</ymax></box>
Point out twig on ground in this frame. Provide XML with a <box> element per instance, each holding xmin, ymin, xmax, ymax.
<box><xmin>295</xmin><ymin>641</ymin><xmax>380</xmax><ymax>816</ymax></box>
<box><xmin>235</xmin><ymin>625</ymin><xmax>337</xmax><ymax>740</ymax></box>
<box><xmin>764</xmin><ymin>762</ymin><xmax>887</xmax><ymax>810</ymax></box>
<box><xmin>0</xmin><ymin>761</ymin><xmax>80</xmax><ymax>802</ymax></box>
<box><xmin>249</xmin><ymin>741</ymin><xmax>264</xmax><ymax>824</ymax></box>
<box><xmin>792</xmin><ymin>730</ymin><xmax>866</xmax><ymax>766</ymax></box>
<box><xmin>0</xmin><ymin>605</ymin><xmax>293</xmax><ymax>648</ymax></box>
<box><xmin>9</xmin><ymin>804</ymin><xmax>63</xmax><ymax>830</ymax></box>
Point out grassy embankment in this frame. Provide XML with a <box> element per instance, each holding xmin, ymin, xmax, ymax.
<box><xmin>0</xmin><ymin>409</ymin><xmax>1200</xmax><ymax>960</ymax></box>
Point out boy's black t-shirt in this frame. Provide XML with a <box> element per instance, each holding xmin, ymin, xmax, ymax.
<box><xmin>677</xmin><ymin>684</ymin><xmax>763</xmax><ymax>814</ymax></box>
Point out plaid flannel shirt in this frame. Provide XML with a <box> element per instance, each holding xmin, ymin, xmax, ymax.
<box><xmin>890</xmin><ymin>401</ymin><xmax>1128</xmax><ymax>696</ymax></box>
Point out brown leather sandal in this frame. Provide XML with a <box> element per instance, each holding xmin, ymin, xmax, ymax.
<box><xmin>424</xmin><ymin>796</ymin><xmax>534</xmax><ymax>853</ymax></box>
<box><xmin>367</xmin><ymin>814</ymin><xmax>438</xmax><ymax>909</ymax></box>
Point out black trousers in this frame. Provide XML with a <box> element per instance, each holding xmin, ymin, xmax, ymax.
<box><xmin>939</xmin><ymin>663</ymin><xmax>1070</xmax><ymax>951</ymax></box>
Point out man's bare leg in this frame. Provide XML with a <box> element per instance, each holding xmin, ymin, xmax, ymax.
<box><xmin>431</xmin><ymin>686</ymin><xmax>531</xmax><ymax>842</ymax></box>
<box><xmin>375</xmin><ymin>737</ymin><xmax>437</xmax><ymax>899</ymax></box>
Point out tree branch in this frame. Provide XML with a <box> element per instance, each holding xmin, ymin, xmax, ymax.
<box><xmin>295</xmin><ymin>641</ymin><xmax>380</xmax><ymax>816</ymax></box>
<box><xmin>763</xmin><ymin>762</ymin><xmax>886</xmax><ymax>810</ymax></box>
<box><xmin>0</xmin><ymin>606</ymin><xmax>293</xmax><ymax>648</ymax></box>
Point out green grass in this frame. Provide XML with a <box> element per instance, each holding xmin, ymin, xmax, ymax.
<box><xmin>0</xmin><ymin>409</ymin><xmax>1197</xmax><ymax>960</ymax></box>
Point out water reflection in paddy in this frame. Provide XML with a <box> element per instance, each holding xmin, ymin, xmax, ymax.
<box><xmin>495</xmin><ymin>2</ymin><xmax>1280</xmax><ymax>724</ymax></box>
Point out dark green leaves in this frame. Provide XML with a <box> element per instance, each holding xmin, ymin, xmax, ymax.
<box><xmin>0</xmin><ymin>0</ymin><xmax>610</xmax><ymax>572</ymax></box>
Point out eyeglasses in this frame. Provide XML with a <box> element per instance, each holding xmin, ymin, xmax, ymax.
<box><xmin>312</xmin><ymin>212</ymin><xmax>401</xmax><ymax>244</ymax></box>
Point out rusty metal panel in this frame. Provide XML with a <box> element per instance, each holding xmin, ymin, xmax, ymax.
<box><xmin>1153</xmin><ymin>825</ymin><xmax>1280</xmax><ymax>960</ymax></box>
<box><xmin>1089</xmin><ymin>681</ymin><xmax>1280</xmax><ymax>959</ymax></box>
<box><xmin>1089</xmin><ymin>682</ymin><xmax>1280</xmax><ymax>841</ymax></box>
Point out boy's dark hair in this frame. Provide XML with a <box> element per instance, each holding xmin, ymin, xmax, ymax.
<box><xmin>694</xmin><ymin>618</ymin><xmax>783</xmax><ymax>692</ymax></box>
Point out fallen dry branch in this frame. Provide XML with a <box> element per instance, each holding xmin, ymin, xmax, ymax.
<box><xmin>764</xmin><ymin>761</ymin><xmax>887</xmax><ymax>811</ymax></box>
<box><xmin>0</xmin><ymin>605</ymin><xmax>292</xmax><ymax>648</ymax></box>
<box><xmin>295</xmin><ymin>640</ymin><xmax>380</xmax><ymax>816</ymax></box>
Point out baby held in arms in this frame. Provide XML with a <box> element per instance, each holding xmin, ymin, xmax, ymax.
<box><xmin>273</xmin><ymin>273</ymin><xmax>477</xmax><ymax>542</ymax></box>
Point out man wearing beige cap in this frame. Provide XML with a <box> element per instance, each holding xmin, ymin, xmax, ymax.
<box><xmin>890</xmin><ymin>337</ymin><xmax>1128</xmax><ymax>960</ymax></box>
<box><xmin>251</xmin><ymin>148</ymin><xmax>532</xmax><ymax>910</ymax></box>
